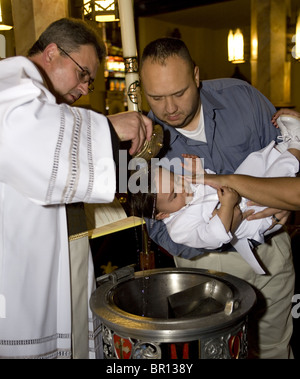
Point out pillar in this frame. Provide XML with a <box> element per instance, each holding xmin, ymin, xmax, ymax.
<box><xmin>11</xmin><ymin>0</ymin><xmax>68</xmax><ymax>56</ymax></box>
<box><xmin>251</xmin><ymin>0</ymin><xmax>292</xmax><ymax>108</ymax></box>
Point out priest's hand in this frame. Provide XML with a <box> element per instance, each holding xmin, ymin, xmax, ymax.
<box><xmin>108</xmin><ymin>111</ymin><xmax>153</xmax><ymax>155</ymax></box>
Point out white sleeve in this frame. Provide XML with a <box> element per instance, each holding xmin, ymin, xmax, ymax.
<box><xmin>0</xmin><ymin>80</ymin><xmax>116</xmax><ymax>205</ymax></box>
<box><xmin>165</xmin><ymin>209</ymin><xmax>232</xmax><ymax>249</ymax></box>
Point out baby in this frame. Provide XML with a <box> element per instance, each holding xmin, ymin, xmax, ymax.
<box><xmin>131</xmin><ymin>117</ymin><xmax>300</xmax><ymax>274</ymax></box>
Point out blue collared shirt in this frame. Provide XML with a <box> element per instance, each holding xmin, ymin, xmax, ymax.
<box><xmin>146</xmin><ymin>78</ymin><xmax>279</xmax><ymax>259</ymax></box>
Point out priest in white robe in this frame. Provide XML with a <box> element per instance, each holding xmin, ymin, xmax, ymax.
<box><xmin>0</xmin><ymin>18</ymin><xmax>152</xmax><ymax>359</ymax></box>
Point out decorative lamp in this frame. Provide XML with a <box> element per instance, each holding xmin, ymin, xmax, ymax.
<box><xmin>0</xmin><ymin>0</ymin><xmax>13</xmax><ymax>31</ymax></box>
<box><xmin>83</xmin><ymin>0</ymin><xmax>119</xmax><ymax>23</ymax></box>
<box><xmin>228</xmin><ymin>28</ymin><xmax>245</xmax><ymax>64</ymax></box>
<box><xmin>295</xmin><ymin>11</ymin><xmax>300</xmax><ymax>60</ymax></box>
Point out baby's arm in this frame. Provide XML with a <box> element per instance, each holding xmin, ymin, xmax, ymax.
<box><xmin>213</xmin><ymin>186</ymin><xmax>241</xmax><ymax>233</ymax></box>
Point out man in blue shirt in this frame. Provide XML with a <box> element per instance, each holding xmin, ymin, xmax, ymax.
<box><xmin>140</xmin><ymin>37</ymin><xmax>294</xmax><ymax>359</ymax></box>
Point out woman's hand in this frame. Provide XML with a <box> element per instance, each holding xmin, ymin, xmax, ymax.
<box><xmin>181</xmin><ymin>153</ymin><xmax>204</xmax><ymax>184</ymax></box>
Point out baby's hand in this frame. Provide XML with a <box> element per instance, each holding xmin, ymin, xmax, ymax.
<box><xmin>181</xmin><ymin>154</ymin><xmax>204</xmax><ymax>184</ymax></box>
<box><xmin>217</xmin><ymin>186</ymin><xmax>240</xmax><ymax>207</ymax></box>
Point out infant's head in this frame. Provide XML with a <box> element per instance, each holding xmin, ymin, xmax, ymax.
<box><xmin>130</xmin><ymin>165</ymin><xmax>193</xmax><ymax>220</ymax></box>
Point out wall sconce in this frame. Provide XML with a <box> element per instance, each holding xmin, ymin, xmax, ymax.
<box><xmin>83</xmin><ymin>0</ymin><xmax>119</xmax><ymax>23</ymax></box>
<box><xmin>293</xmin><ymin>11</ymin><xmax>300</xmax><ymax>60</ymax></box>
<box><xmin>0</xmin><ymin>0</ymin><xmax>13</xmax><ymax>31</ymax></box>
<box><xmin>251</xmin><ymin>36</ymin><xmax>258</xmax><ymax>61</ymax></box>
<box><xmin>228</xmin><ymin>29</ymin><xmax>245</xmax><ymax>64</ymax></box>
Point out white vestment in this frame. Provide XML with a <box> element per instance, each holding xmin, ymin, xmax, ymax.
<box><xmin>164</xmin><ymin>142</ymin><xmax>299</xmax><ymax>274</ymax></box>
<box><xmin>0</xmin><ymin>57</ymin><xmax>116</xmax><ymax>358</ymax></box>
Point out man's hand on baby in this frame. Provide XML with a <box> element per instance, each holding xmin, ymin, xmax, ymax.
<box><xmin>181</xmin><ymin>153</ymin><xmax>204</xmax><ymax>184</ymax></box>
<box><xmin>246</xmin><ymin>201</ymin><xmax>290</xmax><ymax>225</ymax></box>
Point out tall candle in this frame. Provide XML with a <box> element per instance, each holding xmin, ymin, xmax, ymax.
<box><xmin>118</xmin><ymin>0</ymin><xmax>137</xmax><ymax>57</ymax></box>
<box><xmin>118</xmin><ymin>0</ymin><xmax>139</xmax><ymax>111</ymax></box>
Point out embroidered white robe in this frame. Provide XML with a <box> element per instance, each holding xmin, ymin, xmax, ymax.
<box><xmin>0</xmin><ymin>56</ymin><xmax>116</xmax><ymax>358</ymax></box>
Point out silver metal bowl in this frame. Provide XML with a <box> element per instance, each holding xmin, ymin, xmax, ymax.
<box><xmin>90</xmin><ymin>267</ymin><xmax>256</xmax><ymax>359</ymax></box>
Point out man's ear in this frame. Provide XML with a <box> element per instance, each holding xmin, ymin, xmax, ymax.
<box><xmin>194</xmin><ymin>65</ymin><xmax>200</xmax><ymax>87</ymax></box>
<box><xmin>43</xmin><ymin>43</ymin><xmax>59</xmax><ymax>64</ymax></box>
<box><xmin>155</xmin><ymin>212</ymin><xmax>170</xmax><ymax>220</ymax></box>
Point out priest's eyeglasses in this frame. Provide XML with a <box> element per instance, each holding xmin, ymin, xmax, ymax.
<box><xmin>57</xmin><ymin>46</ymin><xmax>95</xmax><ymax>93</ymax></box>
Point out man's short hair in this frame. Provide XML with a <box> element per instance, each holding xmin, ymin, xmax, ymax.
<box><xmin>140</xmin><ymin>37</ymin><xmax>195</xmax><ymax>72</ymax></box>
<box><xmin>27</xmin><ymin>18</ymin><xmax>106</xmax><ymax>63</ymax></box>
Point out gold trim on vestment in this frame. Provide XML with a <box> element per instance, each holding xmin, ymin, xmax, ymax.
<box><xmin>69</xmin><ymin>231</ymin><xmax>89</xmax><ymax>242</ymax></box>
